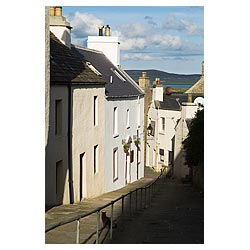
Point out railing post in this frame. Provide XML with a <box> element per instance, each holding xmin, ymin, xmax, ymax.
<box><xmin>110</xmin><ymin>202</ymin><xmax>114</xmax><ymax>240</ymax></box>
<box><xmin>129</xmin><ymin>191</ymin><xmax>132</xmax><ymax>216</ymax></box>
<box><xmin>135</xmin><ymin>188</ymin><xmax>138</xmax><ymax>211</ymax></box>
<box><xmin>121</xmin><ymin>195</ymin><xmax>124</xmax><ymax>215</ymax></box>
<box><xmin>149</xmin><ymin>185</ymin><xmax>151</xmax><ymax>206</ymax></box>
<box><xmin>76</xmin><ymin>219</ymin><xmax>80</xmax><ymax>244</ymax></box>
<box><xmin>96</xmin><ymin>210</ymin><xmax>100</xmax><ymax>244</ymax></box>
<box><xmin>140</xmin><ymin>188</ymin><xmax>143</xmax><ymax>209</ymax></box>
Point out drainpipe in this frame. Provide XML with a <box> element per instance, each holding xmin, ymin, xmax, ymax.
<box><xmin>68</xmin><ymin>85</ymin><xmax>74</xmax><ymax>204</ymax></box>
<box><xmin>136</xmin><ymin>129</ymin><xmax>139</xmax><ymax>180</ymax></box>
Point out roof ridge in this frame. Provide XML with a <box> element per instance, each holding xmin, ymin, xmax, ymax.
<box><xmin>72</xmin><ymin>44</ymin><xmax>104</xmax><ymax>54</ymax></box>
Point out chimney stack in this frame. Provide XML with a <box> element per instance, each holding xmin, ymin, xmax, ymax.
<box><xmin>138</xmin><ymin>71</ymin><xmax>150</xmax><ymax>90</ymax></box>
<box><xmin>105</xmin><ymin>25</ymin><xmax>111</xmax><ymax>36</ymax></box>
<box><xmin>49</xmin><ymin>6</ymin><xmax>72</xmax><ymax>49</ymax></box>
<box><xmin>153</xmin><ymin>77</ymin><xmax>163</xmax><ymax>102</ymax></box>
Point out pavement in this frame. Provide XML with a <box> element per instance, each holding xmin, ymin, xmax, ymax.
<box><xmin>45</xmin><ymin>166</ymin><xmax>159</xmax><ymax>244</ymax></box>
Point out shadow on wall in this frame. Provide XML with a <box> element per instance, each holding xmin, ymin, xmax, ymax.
<box><xmin>45</xmin><ymin>31</ymin><xmax>90</xmax><ymax>211</ymax></box>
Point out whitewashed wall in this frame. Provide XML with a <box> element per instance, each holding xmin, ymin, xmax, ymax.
<box><xmin>71</xmin><ymin>86</ymin><xmax>106</xmax><ymax>201</ymax></box>
<box><xmin>45</xmin><ymin>86</ymin><xmax>70</xmax><ymax>206</ymax></box>
<box><xmin>104</xmin><ymin>97</ymin><xmax>144</xmax><ymax>193</ymax></box>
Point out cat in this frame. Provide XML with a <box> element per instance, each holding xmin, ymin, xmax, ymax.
<box><xmin>101</xmin><ymin>211</ymin><xmax>117</xmax><ymax>228</ymax></box>
<box><xmin>101</xmin><ymin>211</ymin><xmax>111</xmax><ymax>228</ymax></box>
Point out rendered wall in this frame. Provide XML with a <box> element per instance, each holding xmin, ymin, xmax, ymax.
<box><xmin>45</xmin><ymin>86</ymin><xmax>70</xmax><ymax>207</ymax></box>
<box><xmin>104</xmin><ymin>97</ymin><xmax>144</xmax><ymax>193</ymax></box>
<box><xmin>71</xmin><ymin>86</ymin><xmax>106</xmax><ymax>200</ymax></box>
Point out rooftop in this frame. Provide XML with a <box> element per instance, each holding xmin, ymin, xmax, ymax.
<box><xmin>72</xmin><ymin>45</ymin><xmax>144</xmax><ymax>98</ymax></box>
<box><xmin>50</xmin><ymin>32</ymin><xmax>106</xmax><ymax>85</ymax></box>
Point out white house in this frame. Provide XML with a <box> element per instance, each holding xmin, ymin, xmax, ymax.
<box><xmin>173</xmin><ymin>61</ymin><xmax>204</xmax><ymax>179</ymax></box>
<box><xmin>146</xmin><ymin>79</ymin><xmax>181</xmax><ymax>172</ymax></box>
<box><xmin>74</xmin><ymin>25</ymin><xmax>145</xmax><ymax>193</ymax></box>
<box><xmin>46</xmin><ymin>9</ymin><xmax>106</xmax><ymax>209</ymax></box>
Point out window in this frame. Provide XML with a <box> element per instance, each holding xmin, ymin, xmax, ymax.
<box><xmin>160</xmin><ymin>117</ymin><xmax>165</xmax><ymax>132</ymax></box>
<box><xmin>94</xmin><ymin>96</ymin><xmax>98</xmax><ymax>126</ymax></box>
<box><xmin>56</xmin><ymin>160</ymin><xmax>63</xmax><ymax>196</ymax></box>
<box><xmin>159</xmin><ymin>148</ymin><xmax>164</xmax><ymax>162</ymax></box>
<box><xmin>94</xmin><ymin>145</ymin><xmax>99</xmax><ymax>174</ymax></box>
<box><xmin>126</xmin><ymin>109</ymin><xmax>130</xmax><ymax>129</ymax></box>
<box><xmin>55</xmin><ymin>100</ymin><xmax>62</xmax><ymax>135</ymax></box>
<box><xmin>113</xmin><ymin>107</ymin><xmax>118</xmax><ymax>136</ymax></box>
<box><xmin>137</xmin><ymin>97</ymin><xmax>141</xmax><ymax>128</ymax></box>
<box><xmin>113</xmin><ymin>148</ymin><xmax>118</xmax><ymax>181</ymax></box>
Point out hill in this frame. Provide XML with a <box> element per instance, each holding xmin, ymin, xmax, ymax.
<box><xmin>125</xmin><ymin>69</ymin><xmax>201</xmax><ymax>86</ymax></box>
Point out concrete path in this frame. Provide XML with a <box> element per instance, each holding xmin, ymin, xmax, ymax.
<box><xmin>45</xmin><ymin>167</ymin><xmax>159</xmax><ymax>244</ymax></box>
<box><xmin>104</xmin><ymin>178</ymin><xmax>204</xmax><ymax>244</ymax></box>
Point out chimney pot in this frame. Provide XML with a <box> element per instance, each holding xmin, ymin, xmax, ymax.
<box><xmin>105</xmin><ymin>25</ymin><xmax>111</xmax><ymax>36</ymax></box>
<box><xmin>55</xmin><ymin>6</ymin><xmax>62</xmax><ymax>16</ymax></box>
<box><xmin>50</xmin><ymin>7</ymin><xmax>55</xmax><ymax>16</ymax></box>
<box><xmin>142</xmin><ymin>72</ymin><xmax>147</xmax><ymax>78</ymax></box>
<box><xmin>98</xmin><ymin>25</ymin><xmax>104</xmax><ymax>36</ymax></box>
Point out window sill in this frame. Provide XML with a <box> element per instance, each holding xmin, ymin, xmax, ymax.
<box><xmin>113</xmin><ymin>134</ymin><xmax>119</xmax><ymax>138</ymax></box>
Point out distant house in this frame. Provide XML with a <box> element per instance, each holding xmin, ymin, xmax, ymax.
<box><xmin>146</xmin><ymin>79</ymin><xmax>181</xmax><ymax>172</ymax></box>
<box><xmin>73</xmin><ymin>25</ymin><xmax>145</xmax><ymax>192</ymax></box>
<box><xmin>46</xmin><ymin>9</ymin><xmax>106</xmax><ymax>208</ymax></box>
<box><xmin>173</xmin><ymin>61</ymin><xmax>204</xmax><ymax>179</ymax></box>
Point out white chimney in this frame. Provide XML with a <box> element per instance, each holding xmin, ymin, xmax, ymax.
<box><xmin>87</xmin><ymin>25</ymin><xmax>120</xmax><ymax>67</ymax></box>
<box><xmin>153</xmin><ymin>78</ymin><xmax>163</xmax><ymax>102</ymax></box>
<box><xmin>49</xmin><ymin>6</ymin><xmax>72</xmax><ymax>49</ymax></box>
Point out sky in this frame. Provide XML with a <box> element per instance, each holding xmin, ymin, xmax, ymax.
<box><xmin>62</xmin><ymin>6</ymin><xmax>204</xmax><ymax>74</ymax></box>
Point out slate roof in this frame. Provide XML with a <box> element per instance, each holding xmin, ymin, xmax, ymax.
<box><xmin>171</xmin><ymin>93</ymin><xmax>204</xmax><ymax>105</ymax></box>
<box><xmin>50</xmin><ymin>32</ymin><xmax>105</xmax><ymax>85</ymax></box>
<box><xmin>155</xmin><ymin>94</ymin><xmax>181</xmax><ymax>111</ymax></box>
<box><xmin>72</xmin><ymin>45</ymin><xmax>144</xmax><ymax>98</ymax></box>
<box><xmin>185</xmin><ymin>76</ymin><xmax>204</xmax><ymax>94</ymax></box>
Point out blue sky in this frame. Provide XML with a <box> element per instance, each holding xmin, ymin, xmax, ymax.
<box><xmin>63</xmin><ymin>6</ymin><xmax>204</xmax><ymax>74</ymax></box>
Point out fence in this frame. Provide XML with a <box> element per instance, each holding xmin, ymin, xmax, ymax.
<box><xmin>45</xmin><ymin>168</ymin><xmax>165</xmax><ymax>244</ymax></box>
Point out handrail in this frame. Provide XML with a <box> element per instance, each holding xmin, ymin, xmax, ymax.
<box><xmin>45</xmin><ymin>167</ymin><xmax>166</xmax><ymax>243</ymax></box>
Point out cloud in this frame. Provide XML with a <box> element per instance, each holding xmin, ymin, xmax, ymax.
<box><xmin>162</xmin><ymin>14</ymin><xmax>203</xmax><ymax>35</ymax></box>
<box><xmin>69</xmin><ymin>11</ymin><xmax>104</xmax><ymax>37</ymax></box>
<box><xmin>144</xmin><ymin>16</ymin><xmax>157</xmax><ymax>26</ymax></box>
<box><xmin>122</xmin><ymin>53</ymin><xmax>155</xmax><ymax>61</ymax></box>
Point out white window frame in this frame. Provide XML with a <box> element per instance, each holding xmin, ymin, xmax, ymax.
<box><xmin>94</xmin><ymin>145</ymin><xmax>99</xmax><ymax>174</ymax></box>
<box><xmin>160</xmin><ymin>117</ymin><xmax>165</xmax><ymax>133</ymax></box>
<box><xmin>113</xmin><ymin>147</ymin><xmax>118</xmax><ymax>181</ymax></box>
<box><xmin>126</xmin><ymin>109</ymin><xmax>130</xmax><ymax>129</ymax></box>
<box><xmin>94</xmin><ymin>96</ymin><xmax>98</xmax><ymax>126</ymax></box>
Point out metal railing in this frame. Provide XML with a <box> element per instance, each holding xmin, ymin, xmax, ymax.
<box><xmin>45</xmin><ymin>168</ymin><xmax>165</xmax><ymax>244</ymax></box>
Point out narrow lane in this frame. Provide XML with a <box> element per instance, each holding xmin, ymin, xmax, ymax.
<box><xmin>105</xmin><ymin>178</ymin><xmax>204</xmax><ymax>244</ymax></box>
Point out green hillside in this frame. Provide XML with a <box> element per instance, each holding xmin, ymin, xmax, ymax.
<box><xmin>125</xmin><ymin>69</ymin><xmax>201</xmax><ymax>85</ymax></box>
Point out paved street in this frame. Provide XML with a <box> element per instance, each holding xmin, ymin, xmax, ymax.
<box><xmin>45</xmin><ymin>167</ymin><xmax>203</xmax><ymax>244</ymax></box>
<box><xmin>105</xmin><ymin>178</ymin><xmax>204</xmax><ymax>244</ymax></box>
